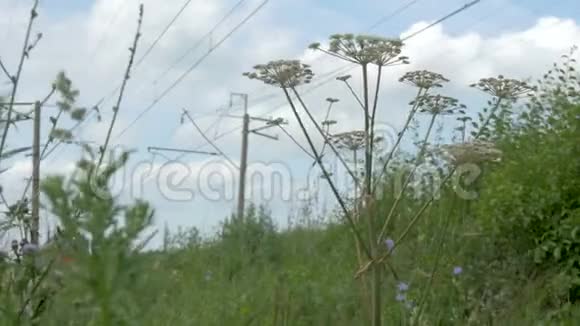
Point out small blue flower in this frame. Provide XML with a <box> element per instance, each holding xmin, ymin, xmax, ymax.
<box><xmin>22</xmin><ymin>243</ymin><xmax>39</xmax><ymax>255</ymax></box>
<box><xmin>397</xmin><ymin>282</ymin><xmax>409</xmax><ymax>292</ymax></box>
<box><xmin>395</xmin><ymin>293</ymin><xmax>406</xmax><ymax>302</ymax></box>
<box><xmin>385</xmin><ymin>238</ymin><xmax>395</xmax><ymax>252</ymax></box>
<box><xmin>453</xmin><ymin>266</ymin><xmax>463</xmax><ymax>276</ymax></box>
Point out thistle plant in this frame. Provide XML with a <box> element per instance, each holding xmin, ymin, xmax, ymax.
<box><xmin>40</xmin><ymin>149</ymin><xmax>155</xmax><ymax>324</ymax></box>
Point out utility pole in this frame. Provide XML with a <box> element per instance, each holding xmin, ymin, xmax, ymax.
<box><xmin>235</xmin><ymin>93</ymin><xmax>249</xmax><ymax>221</ymax></box>
<box><xmin>31</xmin><ymin>101</ymin><xmax>40</xmax><ymax>245</ymax></box>
<box><xmin>228</xmin><ymin>93</ymin><xmax>285</xmax><ymax>221</ymax></box>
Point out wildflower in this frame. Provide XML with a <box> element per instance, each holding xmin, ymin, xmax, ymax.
<box><xmin>398</xmin><ymin>282</ymin><xmax>409</xmax><ymax>292</ymax></box>
<box><xmin>243</xmin><ymin>60</ymin><xmax>313</xmax><ymax>88</ymax></box>
<box><xmin>440</xmin><ymin>140</ymin><xmax>502</xmax><ymax>164</ymax></box>
<box><xmin>399</xmin><ymin>70</ymin><xmax>449</xmax><ymax>90</ymax></box>
<box><xmin>310</xmin><ymin>34</ymin><xmax>408</xmax><ymax>66</ymax></box>
<box><xmin>22</xmin><ymin>243</ymin><xmax>39</xmax><ymax>256</ymax></box>
<box><xmin>453</xmin><ymin>266</ymin><xmax>463</xmax><ymax>276</ymax></box>
<box><xmin>205</xmin><ymin>271</ymin><xmax>213</xmax><ymax>281</ymax></box>
<box><xmin>384</xmin><ymin>238</ymin><xmax>395</xmax><ymax>252</ymax></box>
<box><xmin>414</xmin><ymin>94</ymin><xmax>466</xmax><ymax>116</ymax></box>
<box><xmin>470</xmin><ymin>75</ymin><xmax>536</xmax><ymax>100</ymax></box>
<box><xmin>395</xmin><ymin>293</ymin><xmax>406</xmax><ymax>302</ymax></box>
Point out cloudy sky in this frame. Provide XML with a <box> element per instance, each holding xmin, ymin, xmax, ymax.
<box><xmin>0</xmin><ymin>0</ymin><xmax>579</xmax><ymax>245</ymax></box>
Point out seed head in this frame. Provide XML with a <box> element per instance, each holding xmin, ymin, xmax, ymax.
<box><xmin>399</xmin><ymin>70</ymin><xmax>449</xmax><ymax>89</ymax></box>
<box><xmin>441</xmin><ymin>140</ymin><xmax>502</xmax><ymax>164</ymax></box>
<box><xmin>243</xmin><ymin>60</ymin><xmax>314</xmax><ymax>88</ymax></box>
<box><xmin>313</xmin><ymin>34</ymin><xmax>407</xmax><ymax>66</ymax></box>
<box><xmin>413</xmin><ymin>94</ymin><xmax>466</xmax><ymax>116</ymax></box>
<box><xmin>331</xmin><ymin>130</ymin><xmax>366</xmax><ymax>151</ymax></box>
<box><xmin>470</xmin><ymin>75</ymin><xmax>536</xmax><ymax>100</ymax></box>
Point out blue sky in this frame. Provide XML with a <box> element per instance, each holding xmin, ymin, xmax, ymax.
<box><xmin>1</xmin><ymin>0</ymin><xmax>579</xmax><ymax>246</ymax></box>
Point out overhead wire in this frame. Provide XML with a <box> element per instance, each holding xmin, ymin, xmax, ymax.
<box><xmin>189</xmin><ymin>0</ymin><xmax>485</xmax><ymax>158</ymax></box>
<box><xmin>44</xmin><ymin>0</ymin><xmax>201</xmax><ymax>161</ymax></box>
<box><xmin>114</xmin><ymin>0</ymin><xmax>269</xmax><ymax>139</ymax></box>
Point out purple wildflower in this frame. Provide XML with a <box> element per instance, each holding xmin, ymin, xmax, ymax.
<box><xmin>22</xmin><ymin>243</ymin><xmax>39</xmax><ymax>255</ymax></box>
<box><xmin>398</xmin><ymin>282</ymin><xmax>409</xmax><ymax>292</ymax></box>
<box><xmin>453</xmin><ymin>266</ymin><xmax>463</xmax><ymax>276</ymax></box>
<box><xmin>385</xmin><ymin>238</ymin><xmax>395</xmax><ymax>252</ymax></box>
<box><xmin>395</xmin><ymin>293</ymin><xmax>406</xmax><ymax>302</ymax></box>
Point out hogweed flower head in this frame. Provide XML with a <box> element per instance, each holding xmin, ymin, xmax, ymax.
<box><xmin>470</xmin><ymin>75</ymin><xmax>536</xmax><ymax>100</ymax></box>
<box><xmin>414</xmin><ymin>94</ymin><xmax>466</xmax><ymax>116</ymax></box>
<box><xmin>399</xmin><ymin>70</ymin><xmax>450</xmax><ymax>89</ymax></box>
<box><xmin>331</xmin><ymin>130</ymin><xmax>384</xmax><ymax>151</ymax></box>
<box><xmin>243</xmin><ymin>60</ymin><xmax>314</xmax><ymax>88</ymax></box>
<box><xmin>310</xmin><ymin>34</ymin><xmax>408</xmax><ymax>66</ymax></box>
<box><xmin>331</xmin><ymin>130</ymin><xmax>366</xmax><ymax>151</ymax></box>
<box><xmin>441</xmin><ymin>140</ymin><xmax>502</xmax><ymax>164</ymax></box>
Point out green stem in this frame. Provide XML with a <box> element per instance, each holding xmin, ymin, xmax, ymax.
<box><xmin>282</xmin><ymin>87</ymin><xmax>371</xmax><ymax>260</ymax></box>
<box><xmin>290</xmin><ymin>87</ymin><xmax>361</xmax><ymax>190</ymax></box>
<box><xmin>0</xmin><ymin>0</ymin><xmax>39</xmax><ymax>168</ymax></box>
<box><xmin>372</xmin><ymin>87</ymin><xmax>425</xmax><ymax>193</ymax></box>
<box><xmin>369</xmin><ymin>65</ymin><xmax>382</xmax><ymax>187</ymax></box>
<box><xmin>97</xmin><ymin>5</ymin><xmax>143</xmax><ymax>168</ymax></box>
<box><xmin>377</xmin><ymin>113</ymin><xmax>437</xmax><ymax>244</ymax></box>
<box><xmin>392</xmin><ymin>97</ymin><xmax>504</xmax><ymax>250</ymax></box>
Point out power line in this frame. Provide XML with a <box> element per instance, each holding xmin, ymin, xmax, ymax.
<box><xmin>43</xmin><ymin>1</ymin><xmax>199</xmax><ymax>161</ymax></box>
<box><xmin>401</xmin><ymin>0</ymin><xmax>481</xmax><ymax>40</ymax></box>
<box><xmin>151</xmin><ymin>0</ymin><xmax>249</xmax><ymax>85</ymax></box>
<box><xmin>115</xmin><ymin>0</ymin><xmax>269</xmax><ymax>139</ymax></box>
<box><xmin>220</xmin><ymin>0</ymin><xmax>425</xmax><ymax>117</ymax></box>
<box><xmin>368</xmin><ymin>0</ymin><xmax>422</xmax><ymax>31</ymax></box>
<box><xmin>189</xmin><ymin>0</ymin><xmax>485</xmax><ymax>152</ymax></box>
<box><xmin>88</xmin><ymin>1</ymin><xmax>128</xmax><ymax>63</ymax></box>
<box><xmin>135</xmin><ymin>0</ymin><xmax>195</xmax><ymax>67</ymax></box>
<box><xmin>182</xmin><ymin>109</ymin><xmax>238</xmax><ymax>168</ymax></box>
<box><xmin>286</xmin><ymin>0</ymin><xmax>484</xmax><ymax>97</ymax></box>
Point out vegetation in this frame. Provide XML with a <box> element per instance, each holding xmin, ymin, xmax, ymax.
<box><xmin>1</xmin><ymin>3</ymin><xmax>579</xmax><ymax>325</ymax></box>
